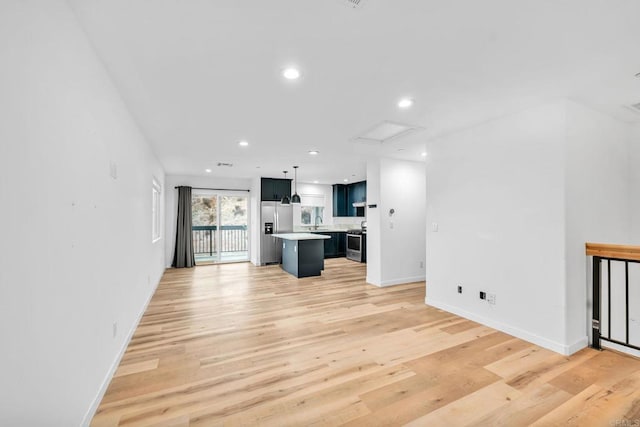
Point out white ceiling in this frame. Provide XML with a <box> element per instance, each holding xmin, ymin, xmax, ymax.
<box><xmin>69</xmin><ymin>0</ymin><xmax>640</xmax><ymax>184</ymax></box>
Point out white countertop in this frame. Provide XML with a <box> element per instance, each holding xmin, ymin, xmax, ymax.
<box><xmin>293</xmin><ymin>227</ymin><xmax>352</xmax><ymax>233</ymax></box>
<box><xmin>272</xmin><ymin>233</ymin><xmax>331</xmax><ymax>240</ymax></box>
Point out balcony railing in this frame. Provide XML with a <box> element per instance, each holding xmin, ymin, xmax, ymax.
<box><xmin>587</xmin><ymin>242</ymin><xmax>640</xmax><ymax>353</ymax></box>
<box><xmin>192</xmin><ymin>225</ymin><xmax>248</xmax><ymax>256</ymax></box>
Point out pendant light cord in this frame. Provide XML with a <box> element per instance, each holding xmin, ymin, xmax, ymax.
<box><xmin>292</xmin><ymin>166</ymin><xmax>301</xmax><ymax>204</ymax></box>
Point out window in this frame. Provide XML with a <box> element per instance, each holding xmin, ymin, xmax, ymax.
<box><xmin>301</xmin><ymin>206</ymin><xmax>324</xmax><ymax>225</ymax></box>
<box><xmin>152</xmin><ymin>179</ymin><xmax>161</xmax><ymax>242</ymax></box>
<box><xmin>300</xmin><ymin>194</ymin><xmax>325</xmax><ymax>225</ymax></box>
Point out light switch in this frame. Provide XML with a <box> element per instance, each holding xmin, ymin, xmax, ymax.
<box><xmin>432</xmin><ymin>222</ymin><xmax>438</xmax><ymax>232</ymax></box>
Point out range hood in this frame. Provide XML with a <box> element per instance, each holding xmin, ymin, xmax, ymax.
<box><xmin>352</xmin><ymin>202</ymin><xmax>366</xmax><ymax>207</ymax></box>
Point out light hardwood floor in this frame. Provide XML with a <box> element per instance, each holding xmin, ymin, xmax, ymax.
<box><xmin>92</xmin><ymin>258</ymin><xmax>640</xmax><ymax>426</ymax></box>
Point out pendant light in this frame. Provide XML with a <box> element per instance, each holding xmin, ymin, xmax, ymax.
<box><xmin>280</xmin><ymin>171</ymin><xmax>291</xmax><ymax>205</ymax></box>
<box><xmin>291</xmin><ymin>166</ymin><xmax>301</xmax><ymax>204</ymax></box>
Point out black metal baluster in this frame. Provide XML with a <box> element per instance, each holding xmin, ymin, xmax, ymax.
<box><xmin>626</xmin><ymin>261</ymin><xmax>630</xmax><ymax>345</ymax></box>
<box><xmin>608</xmin><ymin>259</ymin><xmax>611</xmax><ymax>340</ymax></box>
<box><xmin>592</xmin><ymin>256</ymin><xmax>602</xmax><ymax>350</ymax></box>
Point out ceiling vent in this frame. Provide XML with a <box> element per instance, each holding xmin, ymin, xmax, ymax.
<box><xmin>217</xmin><ymin>162</ymin><xmax>233</xmax><ymax>167</ymax></box>
<box><xmin>338</xmin><ymin>0</ymin><xmax>366</xmax><ymax>9</ymax></box>
<box><xmin>353</xmin><ymin>121</ymin><xmax>424</xmax><ymax>144</ymax></box>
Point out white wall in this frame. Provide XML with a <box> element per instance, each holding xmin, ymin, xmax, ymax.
<box><xmin>425</xmin><ymin>102</ymin><xmax>568</xmax><ymax>352</ymax></box>
<box><xmin>0</xmin><ymin>1</ymin><xmax>165</xmax><ymax>425</ymax></box>
<box><xmin>564</xmin><ymin>101</ymin><xmax>633</xmax><ymax>351</ymax></box>
<box><xmin>631</xmin><ymin>125</ymin><xmax>640</xmax><ymax>242</ymax></box>
<box><xmin>425</xmin><ymin>100</ymin><xmax>640</xmax><ymax>355</ymax></box>
<box><xmin>595</xmin><ymin>122</ymin><xmax>640</xmax><ymax>357</ymax></box>
<box><xmin>250</xmin><ymin>177</ymin><xmax>261</xmax><ymax>264</ymax></box>
<box><xmin>164</xmin><ymin>175</ymin><xmax>252</xmax><ymax>267</ymax></box>
<box><xmin>366</xmin><ymin>161</ymin><xmax>382</xmax><ymax>285</ymax></box>
<box><xmin>367</xmin><ymin>158</ymin><xmax>426</xmax><ymax>286</ymax></box>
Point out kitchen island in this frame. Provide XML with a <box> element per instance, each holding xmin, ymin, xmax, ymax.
<box><xmin>272</xmin><ymin>233</ymin><xmax>331</xmax><ymax>278</ymax></box>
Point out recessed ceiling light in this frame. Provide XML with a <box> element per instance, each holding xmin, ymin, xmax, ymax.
<box><xmin>308</xmin><ymin>150</ymin><xmax>319</xmax><ymax>155</ymax></box>
<box><xmin>421</xmin><ymin>152</ymin><xmax>428</xmax><ymax>157</ymax></box>
<box><xmin>205</xmin><ymin>168</ymin><xmax>212</xmax><ymax>173</ymax></box>
<box><xmin>313</xmin><ymin>180</ymin><xmax>319</xmax><ymax>184</ymax></box>
<box><xmin>343</xmin><ymin>178</ymin><xmax>349</xmax><ymax>182</ymax></box>
<box><xmin>283</xmin><ymin>67</ymin><xmax>301</xmax><ymax>80</ymax></box>
<box><xmin>238</xmin><ymin>140</ymin><xmax>249</xmax><ymax>147</ymax></box>
<box><xmin>398</xmin><ymin>98</ymin><xmax>414</xmax><ymax>109</ymax></box>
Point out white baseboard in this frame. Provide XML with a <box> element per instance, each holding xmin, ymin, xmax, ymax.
<box><xmin>366</xmin><ymin>275</ymin><xmax>426</xmax><ymax>287</ymax></box>
<box><xmin>426</xmin><ymin>298</ymin><xmax>587</xmax><ymax>356</ymax></box>
<box><xmin>602</xmin><ymin>340</ymin><xmax>640</xmax><ymax>358</ymax></box>
<box><xmin>81</xmin><ymin>274</ymin><xmax>162</xmax><ymax>426</ymax></box>
<box><xmin>566</xmin><ymin>336</ymin><xmax>589</xmax><ymax>355</ymax></box>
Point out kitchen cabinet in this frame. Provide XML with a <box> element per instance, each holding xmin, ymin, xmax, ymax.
<box><xmin>311</xmin><ymin>231</ymin><xmax>346</xmax><ymax>258</ymax></box>
<box><xmin>323</xmin><ymin>234</ymin><xmax>337</xmax><ymax>258</ymax></box>
<box><xmin>332</xmin><ymin>181</ymin><xmax>366</xmax><ymax>217</ymax></box>
<box><xmin>273</xmin><ymin>233</ymin><xmax>329</xmax><ymax>278</ymax></box>
<box><xmin>347</xmin><ymin>181</ymin><xmax>366</xmax><ymax>217</ymax></box>
<box><xmin>261</xmin><ymin>178</ymin><xmax>292</xmax><ymax>201</ymax></box>
<box><xmin>332</xmin><ymin>184</ymin><xmax>348</xmax><ymax>217</ymax></box>
<box><xmin>336</xmin><ymin>232</ymin><xmax>346</xmax><ymax>257</ymax></box>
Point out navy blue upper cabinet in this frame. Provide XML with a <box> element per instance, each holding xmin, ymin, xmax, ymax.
<box><xmin>332</xmin><ymin>184</ymin><xmax>348</xmax><ymax>217</ymax></box>
<box><xmin>347</xmin><ymin>181</ymin><xmax>366</xmax><ymax>216</ymax></box>
<box><xmin>261</xmin><ymin>178</ymin><xmax>292</xmax><ymax>201</ymax></box>
<box><xmin>333</xmin><ymin>181</ymin><xmax>366</xmax><ymax>217</ymax></box>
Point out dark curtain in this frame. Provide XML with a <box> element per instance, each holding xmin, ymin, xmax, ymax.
<box><xmin>172</xmin><ymin>186</ymin><xmax>195</xmax><ymax>268</ymax></box>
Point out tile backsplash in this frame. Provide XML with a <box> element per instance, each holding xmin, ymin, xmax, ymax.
<box><xmin>333</xmin><ymin>216</ymin><xmax>365</xmax><ymax>226</ymax></box>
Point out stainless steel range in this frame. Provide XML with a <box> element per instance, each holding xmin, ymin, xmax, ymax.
<box><xmin>346</xmin><ymin>221</ymin><xmax>366</xmax><ymax>263</ymax></box>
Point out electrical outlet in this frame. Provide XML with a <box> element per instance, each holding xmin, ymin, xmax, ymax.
<box><xmin>112</xmin><ymin>322</ymin><xmax>118</xmax><ymax>338</ymax></box>
<box><xmin>487</xmin><ymin>293</ymin><xmax>496</xmax><ymax>305</ymax></box>
<box><xmin>479</xmin><ymin>291</ymin><xmax>486</xmax><ymax>300</ymax></box>
<box><xmin>457</xmin><ymin>285</ymin><xmax>462</xmax><ymax>294</ymax></box>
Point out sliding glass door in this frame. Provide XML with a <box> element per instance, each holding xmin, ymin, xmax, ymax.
<box><xmin>191</xmin><ymin>191</ymin><xmax>249</xmax><ymax>264</ymax></box>
<box><xmin>219</xmin><ymin>195</ymin><xmax>248</xmax><ymax>262</ymax></box>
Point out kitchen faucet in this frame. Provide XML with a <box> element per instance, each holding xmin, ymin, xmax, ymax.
<box><xmin>314</xmin><ymin>215</ymin><xmax>323</xmax><ymax>230</ymax></box>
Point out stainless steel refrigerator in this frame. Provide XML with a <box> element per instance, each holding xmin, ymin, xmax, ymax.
<box><xmin>260</xmin><ymin>202</ymin><xmax>293</xmax><ymax>265</ymax></box>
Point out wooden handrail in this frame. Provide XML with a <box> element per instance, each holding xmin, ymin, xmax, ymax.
<box><xmin>585</xmin><ymin>242</ymin><xmax>640</xmax><ymax>261</ymax></box>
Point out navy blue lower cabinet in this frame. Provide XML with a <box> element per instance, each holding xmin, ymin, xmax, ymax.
<box><xmin>309</xmin><ymin>231</ymin><xmax>347</xmax><ymax>258</ymax></box>
<box><xmin>336</xmin><ymin>232</ymin><xmax>346</xmax><ymax>257</ymax></box>
<box><xmin>324</xmin><ymin>233</ymin><xmax>337</xmax><ymax>257</ymax></box>
<box><xmin>281</xmin><ymin>239</ymin><xmax>325</xmax><ymax>278</ymax></box>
